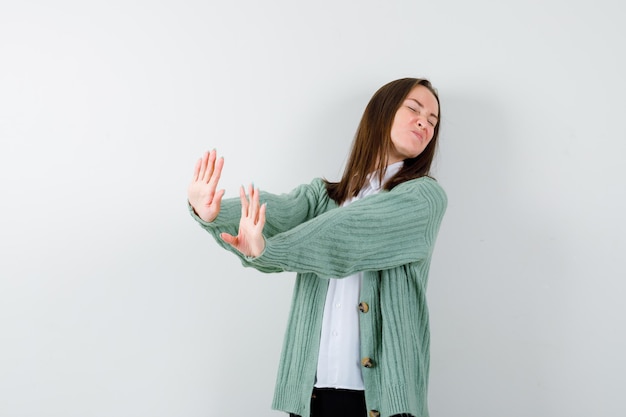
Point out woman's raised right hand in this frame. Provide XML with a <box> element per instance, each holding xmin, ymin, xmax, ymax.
<box><xmin>188</xmin><ymin>150</ymin><xmax>226</xmax><ymax>223</ymax></box>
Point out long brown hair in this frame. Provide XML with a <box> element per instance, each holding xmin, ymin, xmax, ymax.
<box><xmin>325</xmin><ymin>78</ymin><xmax>441</xmax><ymax>205</ymax></box>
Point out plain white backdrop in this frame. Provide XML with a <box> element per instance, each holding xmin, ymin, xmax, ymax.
<box><xmin>1</xmin><ymin>0</ymin><xmax>625</xmax><ymax>416</ymax></box>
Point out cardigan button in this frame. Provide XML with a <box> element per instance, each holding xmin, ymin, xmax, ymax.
<box><xmin>358</xmin><ymin>301</ymin><xmax>369</xmax><ymax>313</ymax></box>
<box><xmin>369</xmin><ymin>410</ymin><xmax>380</xmax><ymax>417</ymax></box>
<box><xmin>361</xmin><ymin>357</ymin><xmax>374</xmax><ymax>368</ymax></box>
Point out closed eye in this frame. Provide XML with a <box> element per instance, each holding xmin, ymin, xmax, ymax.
<box><xmin>406</xmin><ymin>98</ymin><xmax>438</xmax><ymax>126</ymax></box>
<box><xmin>407</xmin><ymin>105</ymin><xmax>437</xmax><ymax>127</ymax></box>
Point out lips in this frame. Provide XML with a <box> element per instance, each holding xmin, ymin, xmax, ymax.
<box><xmin>411</xmin><ymin>130</ymin><xmax>424</xmax><ymax>142</ymax></box>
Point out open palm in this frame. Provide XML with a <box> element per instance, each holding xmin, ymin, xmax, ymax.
<box><xmin>221</xmin><ymin>184</ymin><xmax>266</xmax><ymax>258</ymax></box>
<box><xmin>188</xmin><ymin>150</ymin><xmax>225</xmax><ymax>223</ymax></box>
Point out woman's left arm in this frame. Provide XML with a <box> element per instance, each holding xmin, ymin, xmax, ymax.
<box><xmin>246</xmin><ymin>177</ymin><xmax>447</xmax><ymax>277</ymax></box>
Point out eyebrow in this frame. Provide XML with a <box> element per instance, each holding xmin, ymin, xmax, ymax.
<box><xmin>407</xmin><ymin>98</ymin><xmax>439</xmax><ymax>121</ymax></box>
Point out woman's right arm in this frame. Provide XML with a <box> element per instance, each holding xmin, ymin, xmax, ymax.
<box><xmin>187</xmin><ymin>150</ymin><xmax>337</xmax><ymax>242</ymax></box>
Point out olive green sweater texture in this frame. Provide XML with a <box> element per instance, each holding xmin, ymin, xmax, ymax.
<box><xmin>190</xmin><ymin>176</ymin><xmax>447</xmax><ymax>417</ymax></box>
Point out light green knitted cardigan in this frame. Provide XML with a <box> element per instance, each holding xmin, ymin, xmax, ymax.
<box><xmin>190</xmin><ymin>176</ymin><xmax>447</xmax><ymax>417</ymax></box>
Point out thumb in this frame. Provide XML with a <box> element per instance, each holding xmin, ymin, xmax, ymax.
<box><xmin>220</xmin><ymin>232</ymin><xmax>238</xmax><ymax>247</ymax></box>
<box><xmin>213</xmin><ymin>189</ymin><xmax>226</xmax><ymax>208</ymax></box>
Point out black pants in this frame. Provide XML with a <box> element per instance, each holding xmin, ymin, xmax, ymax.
<box><xmin>289</xmin><ymin>387</ymin><xmax>413</xmax><ymax>417</ymax></box>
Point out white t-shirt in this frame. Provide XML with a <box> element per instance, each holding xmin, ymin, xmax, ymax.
<box><xmin>314</xmin><ymin>161</ymin><xmax>403</xmax><ymax>390</ymax></box>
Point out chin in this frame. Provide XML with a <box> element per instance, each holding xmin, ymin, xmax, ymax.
<box><xmin>407</xmin><ymin>151</ymin><xmax>425</xmax><ymax>160</ymax></box>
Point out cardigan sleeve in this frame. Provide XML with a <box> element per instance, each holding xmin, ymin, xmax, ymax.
<box><xmin>189</xmin><ymin>178</ymin><xmax>337</xmax><ymax>271</ymax></box>
<box><xmin>246</xmin><ymin>177</ymin><xmax>447</xmax><ymax>278</ymax></box>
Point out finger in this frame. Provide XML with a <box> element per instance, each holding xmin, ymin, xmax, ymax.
<box><xmin>192</xmin><ymin>157</ymin><xmax>201</xmax><ymax>181</ymax></box>
<box><xmin>203</xmin><ymin>149</ymin><xmax>217</xmax><ymax>183</ymax></box>
<box><xmin>247</xmin><ymin>184</ymin><xmax>256</xmax><ymax>219</ymax></box>
<box><xmin>250</xmin><ymin>186</ymin><xmax>260</xmax><ymax>223</ymax></box>
<box><xmin>239</xmin><ymin>185</ymin><xmax>248</xmax><ymax>217</ymax></box>
<box><xmin>258</xmin><ymin>202</ymin><xmax>267</xmax><ymax>228</ymax></box>
<box><xmin>208</xmin><ymin>156</ymin><xmax>224</xmax><ymax>190</ymax></box>
<box><xmin>198</xmin><ymin>151</ymin><xmax>209</xmax><ymax>180</ymax></box>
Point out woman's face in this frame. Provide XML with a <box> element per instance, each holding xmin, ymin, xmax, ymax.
<box><xmin>388</xmin><ymin>84</ymin><xmax>439</xmax><ymax>164</ymax></box>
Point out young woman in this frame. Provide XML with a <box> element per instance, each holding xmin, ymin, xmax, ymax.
<box><xmin>188</xmin><ymin>78</ymin><xmax>447</xmax><ymax>417</ymax></box>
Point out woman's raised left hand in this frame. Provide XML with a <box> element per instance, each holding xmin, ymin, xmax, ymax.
<box><xmin>220</xmin><ymin>184</ymin><xmax>267</xmax><ymax>258</ymax></box>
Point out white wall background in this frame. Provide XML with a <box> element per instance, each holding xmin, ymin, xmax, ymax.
<box><xmin>1</xmin><ymin>0</ymin><xmax>624</xmax><ymax>416</ymax></box>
